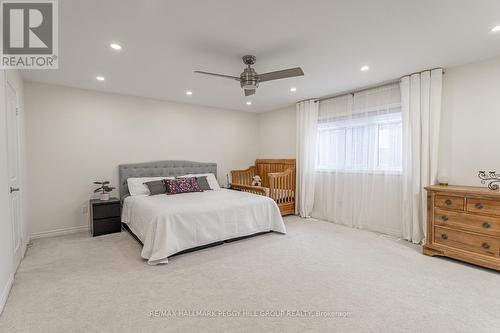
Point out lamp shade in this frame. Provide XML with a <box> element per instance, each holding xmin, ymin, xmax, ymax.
<box><xmin>437</xmin><ymin>171</ymin><xmax>449</xmax><ymax>185</ymax></box>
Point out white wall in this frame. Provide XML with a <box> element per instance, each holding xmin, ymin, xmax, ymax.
<box><xmin>0</xmin><ymin>69</ymin><xmax>25</xmax><ymax>314</ymax></box>
<box><xmin>24</xmin><ymin>82</ymin><xmax>259</xmax><ymax>236</ymax></box>
<box><xmin>439</xmin><ymin>56</ymin><xmax>500</xmax><ymax>186</ymax></box>
<box><xmin>258</xmin><ymin>105</ymin><xmax>296</xmax><ymax>158</ymax></box>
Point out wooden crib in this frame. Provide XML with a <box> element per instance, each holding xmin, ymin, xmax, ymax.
<box><xmin>230</xmin><ymin>159</ymin><xmax>296</xmax><ymax>216</ymax></box>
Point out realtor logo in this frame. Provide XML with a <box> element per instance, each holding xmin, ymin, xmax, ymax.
<box><xmin>1</xmin><ymin>0</ymin><xmax>58</xmax><ymax>69</ymax></box>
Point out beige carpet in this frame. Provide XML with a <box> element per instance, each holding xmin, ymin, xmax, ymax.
<box><xmin>0</xmin><ymin>216</ymin><xmax>499</xmax><ymax>333</ymax></box>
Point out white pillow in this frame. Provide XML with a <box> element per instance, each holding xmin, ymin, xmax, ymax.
<box><xmin>178</xmin><ymin>173</ymin><xmax>220</xmax><ymax>190</ymax></box>
<box><xmin>127</xmin><ymin>177</ymin><xmax>173</xmax><ymax>196</ymax></box>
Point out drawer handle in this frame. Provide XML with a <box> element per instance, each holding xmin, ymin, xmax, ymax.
<box><xmin>482</xmin><ymin>242</ymin><xmax>490</xmax><ymax>250</ymax></box>
<box><xmin>475</xmin><ymin>203</ymin><xmax>483</xmax><ymax>209</ymax></box>
<box><xmin>445</xmin><ymin>199</ymin><xmax>453</xmax><ymax>205</ymax></box>
<box><xmin>441</xmin><ymin>215</ymin><xmax>449</xmax><ymax>221</ymax></box>
<box><xmin>441</xmin><ymin>234</ymin><xmax>448</xmax><ymax>240</ymax></box>
<box><xmin>482</xmin><ymin>222</ymin><xmax>491</xmax><ymax>228</ymax></box>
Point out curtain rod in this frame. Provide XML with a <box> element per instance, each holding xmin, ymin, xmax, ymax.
<box><xmin>402</xmin><ymin>67</ymin><xmax>444</xmax><ymax>79</ymax></box>
<box><xmin>298</xmin><ymin>67</ymin><xmax>444</xmax><ymax>104</ymax></box>
<box><xmin>314</xmin><ymin>79</ymin><xmax>400</xmax><ymax>103</ymax></box>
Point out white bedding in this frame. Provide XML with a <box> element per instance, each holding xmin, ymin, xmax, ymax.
<box><xmin>122</xmin><ymin>189</ymin><xmax>286</xmax><ymax>264</ymax></box>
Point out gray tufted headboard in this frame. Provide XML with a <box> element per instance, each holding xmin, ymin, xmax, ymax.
<box><xmin>118</xmin><ymin>160</ymin><xmax>217</xmax><ymax>199</ymax></box>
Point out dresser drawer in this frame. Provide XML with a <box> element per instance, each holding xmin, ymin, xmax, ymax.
<box><xmin>434</xmin><ymin>226</ymin><xmax>499</xmax><ymax>257</ymax></box>
<box><xmin>435</xmin><ymin>209</ymin><xmax>500</xmax><ymax>236</ymax></box>
<box><xmin>435</xmin><ymin>195</ymin><xmax>464</xmax><ymax>211</ymax></box>
<box><xmin>466</xmin><ymin>198</ymin><xmax>500</xmax><ymax>217</ymax></box>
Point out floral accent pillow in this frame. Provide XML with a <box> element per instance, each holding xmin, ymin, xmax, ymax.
<box><xmin>164</xmin><ymin>177</ymin><xmax>203</xmax><ymax>195</ymax></box>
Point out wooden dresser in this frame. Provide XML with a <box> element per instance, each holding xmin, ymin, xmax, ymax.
<box><xmin>424</xmin><ymin>185</ymin><xmax>500</xmax><ymax>270</ymax></box>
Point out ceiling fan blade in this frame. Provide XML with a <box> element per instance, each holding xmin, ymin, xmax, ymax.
<box><xmin>259</xmin><ymin>67</ymin><xmax>304</xmax><ymax>82</ymax></box>
<box><xmin>193</xmin><ymin>71</ymin><xmax>240</xmax><ymax>81</ymax></box>
<box><xmin>244</xmin><ymin>89</ymin><xmax>256</xmax><ymax>96</ymax></box>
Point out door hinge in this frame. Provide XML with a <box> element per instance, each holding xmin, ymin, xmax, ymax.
<box><xmin>16</xmin><ymin>107</ymin><xmax>19</xmax><ymax>116</ymax></box>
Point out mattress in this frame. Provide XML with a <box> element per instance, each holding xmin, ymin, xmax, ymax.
<box><xmin>122</xmin><ymin>189</ymin><xmax>286</xmax><ymax>264</ymax></box>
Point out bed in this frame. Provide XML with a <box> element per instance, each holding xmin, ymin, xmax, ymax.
<box><xmin>119</xmin><ymin>160</ymin><xmax>286</xmax><ymax>264</ymax></box>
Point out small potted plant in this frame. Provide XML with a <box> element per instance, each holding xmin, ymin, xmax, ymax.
<box><xmin>93</xmin><ymin>181</ymin><xmax>115</xmax><ymax>201</ymax></box>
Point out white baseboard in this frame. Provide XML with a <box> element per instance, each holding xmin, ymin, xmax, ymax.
<box><xmin>30</xmin><ymin>225</ymin><xmax>89</xmax><ymax>240</ymax></box>
<box><xmin>0</xmin><ymin>273</ymin><xmax>14</xmax><ymax>316</ymax></box>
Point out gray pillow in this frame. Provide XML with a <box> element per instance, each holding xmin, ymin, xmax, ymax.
<box><xmin>144</xmin><ymin>180</ymin><xmax>167</xmax><ymax>195</ymax></box>
<box><xmin>195</xmin><ymin>176</ymin><xmax>211</xmax><ymax>191</ymax></box>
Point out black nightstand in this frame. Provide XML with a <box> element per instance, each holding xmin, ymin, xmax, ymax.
<box><xmin>90</xmin><ymin>198</ymin><xmax>121</xmax><ymax>236</ymax></box>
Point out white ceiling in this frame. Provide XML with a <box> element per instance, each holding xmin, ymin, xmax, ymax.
<box><xmin>22</xmin><ymin>0</ymin><xmax>500</xmax><ymax>112</ymax></box>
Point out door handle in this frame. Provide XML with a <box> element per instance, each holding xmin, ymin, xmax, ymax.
<box><xmin>10</xmin><ymin>187</ymin><xmax>20</xmax><ymax>193</ymax></box>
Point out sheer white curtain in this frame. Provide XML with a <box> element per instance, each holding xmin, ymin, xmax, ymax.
<box><xmin>296</xmin><ymin>100</ymin><xmax>319</xmax><ymax>217</ymax></box>
<box><xmin>401</xmin><ymin>69</ymin><xmax>443</xmax><ymax>243</ymax></box>
<box><xmin>312</xmin><ymin>84</ymin><xmax>404</xmax><ymax>236</ymax></box>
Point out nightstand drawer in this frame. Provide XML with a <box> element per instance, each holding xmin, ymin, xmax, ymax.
<box><xmin>93</xmin><ymin>202</ymin><xmax>121</xmax><ymax>219</ymax></box>
<box><xmin>93</xmin><ymin>217</ymin><xmax>121</xmax><ymax>236</ymax></box>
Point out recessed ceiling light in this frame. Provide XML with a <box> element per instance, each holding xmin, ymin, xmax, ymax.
<box><xmin>185</xmin><ymin>90</ymin><xmax>193</xmax><ymax>95</ymax></box>
<box><xmin>491</xmin><ymin>25</ymin><xmax>500</xmax><ymax>33</ymax></box>
<box><xmin>109</xmin><ymin>43</ymin><xmax>122</xmax><ymax>50</ymax></box>
<box><xmin>246</xmin><ymin>101</ymin><xmax>252</xmax><ymax>105</ymax></box>
<box><xmin>290</xmin><ymin>87</ymin><xmax>297</xmax><ymax>92</ymax></box>
<box><xmin>360</xmin><ymin>65</ymin><xmax>370</xmax><ymax>72</ymax></box>
<box><xmin>96</xmin><ymin>76</ymin><xmax>105</xmax><ymax>81</ymax></box>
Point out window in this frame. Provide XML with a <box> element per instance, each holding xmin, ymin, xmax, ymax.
<box><xmin>316</xmin><ymin>85</ymin><xmax>402</xmax><ymax>173</ymax></box>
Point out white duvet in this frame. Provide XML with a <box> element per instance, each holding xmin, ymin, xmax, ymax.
<box><xmin>122</xmin><ymin>189</ymin><xmax>286</xmax><ymax>264</ymax></box>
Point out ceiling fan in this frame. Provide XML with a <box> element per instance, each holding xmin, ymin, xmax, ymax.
<box><xmin>194</xmin><ymin>55</ymin><xmax>304</xmax><ymax>96</ymax></box>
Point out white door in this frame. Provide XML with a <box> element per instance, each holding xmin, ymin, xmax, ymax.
<box><xmin>6</xmin><ymin>82</ymin><xmax>22</xmax><ymax>266</ymax></box>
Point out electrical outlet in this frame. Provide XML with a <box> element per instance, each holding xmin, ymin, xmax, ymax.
<box><xmin>82</xmin><ymin>205</ymin><xmax>88</xmax><ymax>214</ymax></box>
